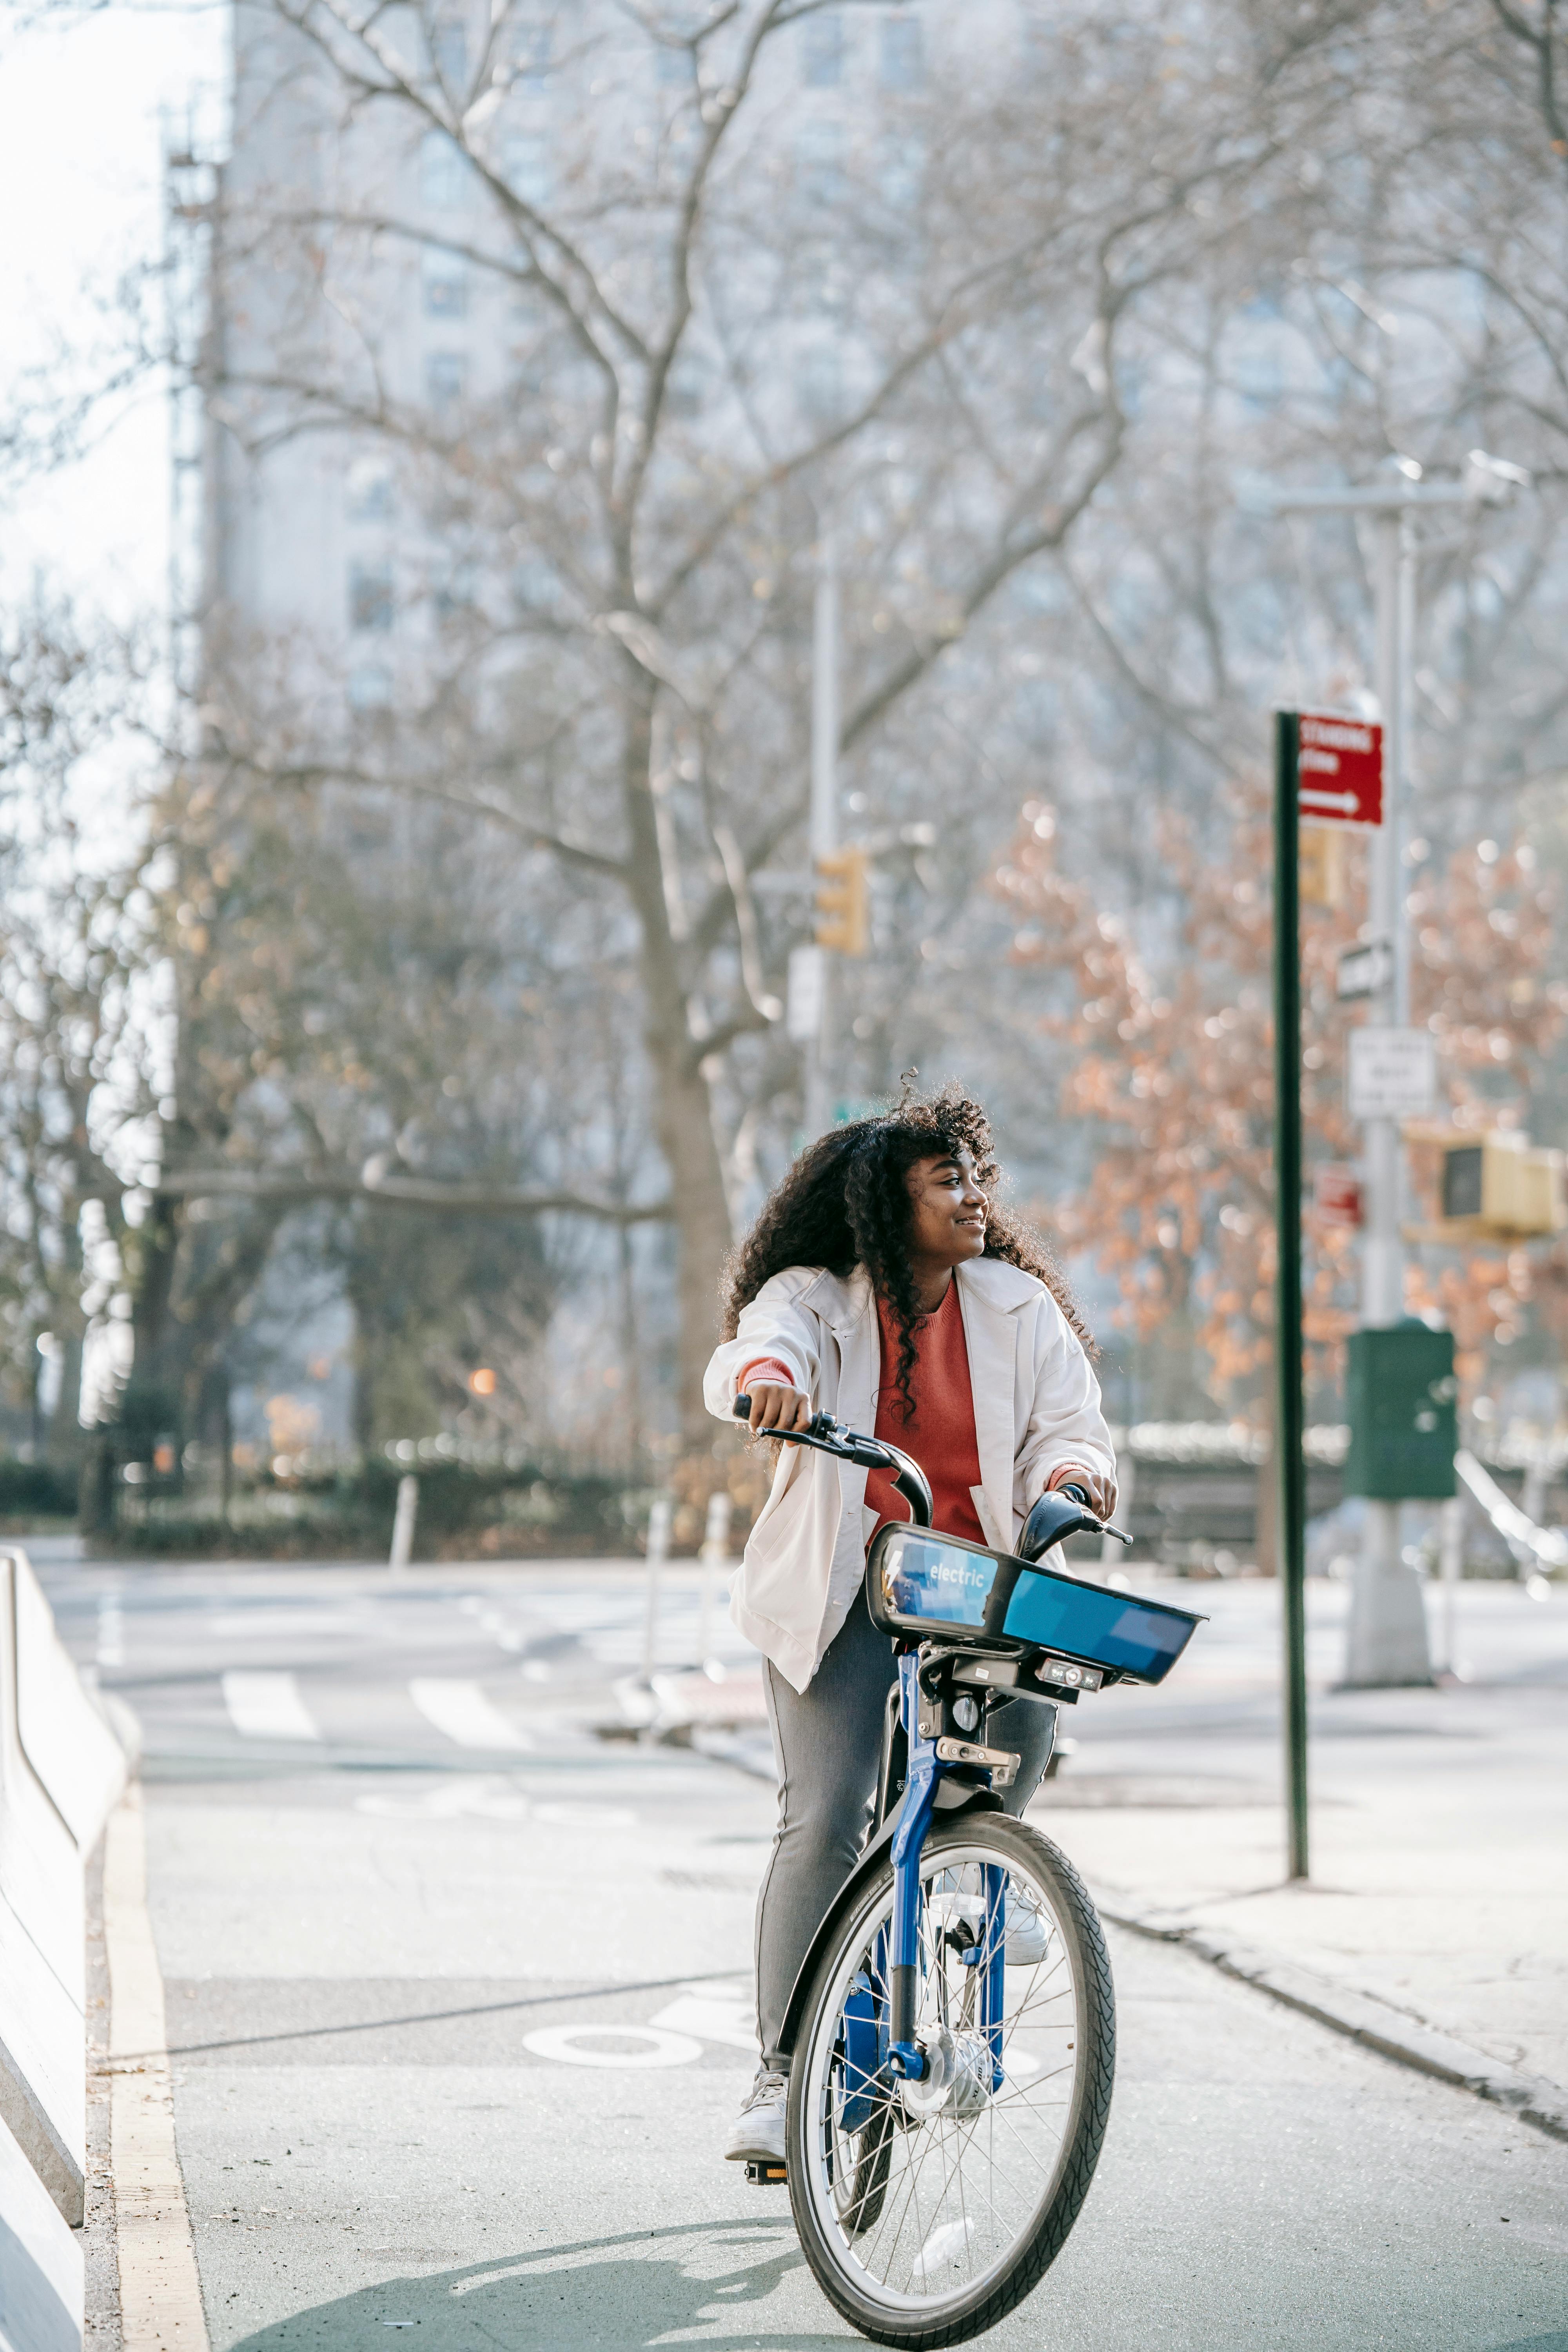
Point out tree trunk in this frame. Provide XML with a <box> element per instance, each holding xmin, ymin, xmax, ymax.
<box><xmin>615</xmin><ymin>653</ymin><xmax>734</xmax><ymax>1444</ymax></box>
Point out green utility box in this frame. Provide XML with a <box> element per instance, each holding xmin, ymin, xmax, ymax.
<box><xmin>1343</xmin><ymin>1324</ymin><xmax>1457</xmax><ymax>1500</ymax></box>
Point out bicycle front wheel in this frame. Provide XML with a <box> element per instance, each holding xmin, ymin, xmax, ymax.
<box><xmin>786</xmin><ymin>1813</ymin><xmax>1114</xmax><ymax>2349</ymax></box>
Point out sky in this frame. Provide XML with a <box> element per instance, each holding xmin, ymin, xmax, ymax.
<box><xmin>0</xmin><ymin>0</ymin><xmax>227</xmax><ymax>625</ymax></box>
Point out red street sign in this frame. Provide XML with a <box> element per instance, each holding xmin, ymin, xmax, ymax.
<box><xmin>1313</xmin><ymin>1165</ymin><xmax>1364</xmax><ymax>1229</ymax></box>
<box><xmin>1296</xmin><ymin>711</ymin><xmax>1383</xmax><ymax>828</ymax></box>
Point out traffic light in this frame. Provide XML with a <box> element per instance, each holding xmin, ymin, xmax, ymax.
<box><xmin>813</xmin><ymin>846</ymin><xmax>869</xmax><ymax>956</ymax></box>
<box><xmin>1438</xmin><ymin>1134</ymin><xmax>1564</xmax><ymax>1239</ymax></box>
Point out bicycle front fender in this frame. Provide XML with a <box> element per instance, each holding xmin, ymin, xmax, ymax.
<box><xmin>773</xmin><ymin>1774</ymin><xmax>1004</xmax><ymax>2064</ymax></box>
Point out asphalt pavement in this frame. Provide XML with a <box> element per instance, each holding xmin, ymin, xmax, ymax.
<box><xmin>37</xmin><ymin>1550</ymin><xmax>1568</xmax><ymax>2350</ymax></box>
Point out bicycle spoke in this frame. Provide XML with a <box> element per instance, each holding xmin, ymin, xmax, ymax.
<box><xmin>797</xmin><ymin>1829</ymin><xmax>1106</xmax><ymax>2323</ymax></box>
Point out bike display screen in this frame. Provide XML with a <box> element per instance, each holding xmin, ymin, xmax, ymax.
<box><xmin>873</xmin><ymin>1530</ymin><xmax>1200</xmax><ymax>1684</ymax></box>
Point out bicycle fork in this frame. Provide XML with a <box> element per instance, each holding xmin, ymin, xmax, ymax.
<box><xmin>886</xmin><ymin>1650</ymin><xmax>1008</xmax><ymax>2091</ymax></box>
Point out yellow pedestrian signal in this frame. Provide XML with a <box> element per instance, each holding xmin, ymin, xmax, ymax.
<box><xmin>813</xmin><ymin>846</ymin><xmax>869</xmax><ymax>956</ymax></box>
<box><xmin>1298</xmin><ymin>826</ymin><xmax>1345</xmax><ymax>909</ymax></box>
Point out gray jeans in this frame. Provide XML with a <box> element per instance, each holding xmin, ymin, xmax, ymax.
<box><xmin>755</xmin><ymin>1579</ymin><xmax>1057</xmax><ymax>2068</ymax></box>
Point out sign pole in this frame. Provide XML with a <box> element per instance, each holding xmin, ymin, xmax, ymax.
<box><xmin>1274</xmin><ymin>709</ymin><xmax>1310</xmax><ymax>1882</ymax></box>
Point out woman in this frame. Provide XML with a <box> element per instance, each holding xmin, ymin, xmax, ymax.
<box><xmin>704</xmin><ymin>1083</ymin><xmax>1116</xmax><ymax>2166</ymax></box>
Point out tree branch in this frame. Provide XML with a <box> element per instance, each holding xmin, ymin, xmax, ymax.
<box><xmin>130</xmin><ymin>1169</ymin><xmax>671</xmax><ymax>1223</ymax></box>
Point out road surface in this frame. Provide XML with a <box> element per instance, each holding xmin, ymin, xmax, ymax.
<box><xmin>38</xmin><ymin>1553</ymin><xmax>1568</xmax><ymax>2350</ymax></box>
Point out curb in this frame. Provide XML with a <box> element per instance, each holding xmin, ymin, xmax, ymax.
<box><xmin>1096</xmin><ymin>1896</ymin><xmax>1568</xmax><ymax>2146</ymax></box>
<box><xmin>677</xmin><ymin>1727</ymin><xmax>1568</xmax><ymax>2147</ymax></box>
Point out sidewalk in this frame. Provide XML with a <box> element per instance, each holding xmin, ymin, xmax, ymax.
<box><xmin>1030</xmin><ymin>1576</ymin><xmax>1568</xmax><ymax>2117</ymax></box>
<box><xmin>703</xmin><ymin>1575</ymin><xmax>1568</xmax><ymax>2120</ymax></box>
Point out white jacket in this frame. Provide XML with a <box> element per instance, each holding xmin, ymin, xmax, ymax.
<box><xmin>704</xmin><ymin>1257</ymin><xmax>1115</xmax><ymax>1693</ymax></box>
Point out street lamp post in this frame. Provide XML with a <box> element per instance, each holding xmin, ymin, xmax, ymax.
<box><xmin>1254</xmin><ymin>456</ymin><xmax>1526</xmax><ymax>1688</ymax></box>
<box><xmin>804</xmin><ymin>530</ymin><xmax>840</xmax><ymax>1138</ymax></box>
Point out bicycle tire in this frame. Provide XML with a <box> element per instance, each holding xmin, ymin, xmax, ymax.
<box><xmin>786</xmin><ymin>1814</ymin><xmax>1115</xmax><ymax>2349</ymax></box>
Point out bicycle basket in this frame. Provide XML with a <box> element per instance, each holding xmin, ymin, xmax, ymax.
<box><xmin>867</xmin><ymin>1524</ymin><xmax>1201</xmax><ymax>1685</ymax></box>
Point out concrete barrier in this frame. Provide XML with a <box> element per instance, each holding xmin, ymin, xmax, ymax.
<box><xmin>0</xmin><ymin>1545</ymin><xmax>128</xmax><ymax>2266</ymax></box>
<box><xmin>0</xmin><ymin>2103</ymin><xmax>82</xmax><ymax>2352</ymax></box>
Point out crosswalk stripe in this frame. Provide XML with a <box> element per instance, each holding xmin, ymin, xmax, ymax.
<box><xmin>408</xmin><ymin>1678</ymin><xmax>533</xmax><ymax>1751</ymax></box>
<box><xmin>221</xmin><ymin>1670</ymin><xmax>322</xmax><ymax>1741</ymax></box>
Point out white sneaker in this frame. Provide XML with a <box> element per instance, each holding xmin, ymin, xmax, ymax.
<box><xmin>724</xmin><ymin>2067</ymin><xmax>788</xmax><ymax>2163</ymax></box>
<box><xmin>929</xmin><ymin>1889</ymin><xmax>1050</xmax><ymax>1968</ymax></box>
<box><xmin>1004</xmin><ymin>1891</ymin><xmax>1049</xmax><ymax>1968</ymax></box>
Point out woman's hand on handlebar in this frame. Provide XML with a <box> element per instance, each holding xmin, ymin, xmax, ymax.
<box><xmin>1047</xmin><ymin>1462</ymin><xmax>1117</xmax><ymax>1520</ymax></box>
<box><xmin>740</xmin><ymin>1380</ymin><xmax>812</xmax><ymax>1434</ymax></box>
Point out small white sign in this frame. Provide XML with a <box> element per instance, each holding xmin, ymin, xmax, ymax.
<box><xmin>1336</xmin><ymin>939</ymin><xmax>1394</xmax><ymax>1004</ymax></box>
<box><xmin>786</xmin><ymin>944</ymin><xmax>825</xmax><ymax>1043</ymax></box>
<box><xmin>1347</xmin><ymin>1025</ymin><xmax>1437</xmax><ymax>1120</ymax></box>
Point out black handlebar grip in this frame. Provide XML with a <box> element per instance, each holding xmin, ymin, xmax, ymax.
<box><xmin>731</xmin><ymin>1393</ymin><xmax>753</xmax><ymax>1419</ymax></box>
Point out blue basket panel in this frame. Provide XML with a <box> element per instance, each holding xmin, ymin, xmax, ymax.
<box><xmin>999</xmin><ymin>1578</ymin><xmax>1191</xmax><ymax>1679</ymax></box>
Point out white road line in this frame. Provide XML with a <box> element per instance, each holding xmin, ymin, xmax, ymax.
<box><xmin>105</xmin><ymin>1785</ymin><xmax>211</xmax><ymax>2349</ymax></box>
<box><xmin>408</xmin><ymin>1677</ymin><xmax>534</xmax><ymax>1751</ymax></box>
<box><xmin>221</xmin><ymin>1670</ymin><xmax>323</xmax><ymax>1742</ymax></box>
<box><xmin>98</xmin><ymin>1593</ymin><xmax>125</xmax><ymax>1668</ymax></box>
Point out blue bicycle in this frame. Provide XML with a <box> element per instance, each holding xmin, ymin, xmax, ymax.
<box><xmin>732</xmin><ymin>1396</ymin><xmax>1201</xmax><ymax>2347</ymax></box>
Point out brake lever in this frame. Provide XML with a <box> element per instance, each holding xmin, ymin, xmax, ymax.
<box><xmin>1058</xmin><ymin>1482</ymin><xmax>1134</xmax><ymax>1547</ymax></box>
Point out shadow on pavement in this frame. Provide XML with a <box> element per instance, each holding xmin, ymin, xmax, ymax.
<box><xmin>225</xmin><ymin>2214</ymin><xmax>851</xmax><ymax>2348</ymax></box>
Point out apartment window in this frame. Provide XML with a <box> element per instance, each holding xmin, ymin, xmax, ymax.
<box><xmin>434</xmin><ymin>560</ymin><xmax>478</xmax><ymax>623</ymax></box>
<box><xmin>432</xmin><ymin>16</ymin><xmax>468</xmax><ymax>89</ymax></box>
<box><xmin>797</xmin><ymin>341</ymin><xmax>843</xmax><ymax>422</ymax></box>
<box><xmin>666</xmin><ymin>355</ymin><xmax>702</xmax><ymax>418</ymax></box>
<box><xmin>512</xmin><ymin>554</ymin><xmax>560</xmax><ymax>612</ymax></box>
<box><xmin>1017</xmin><ymin>678</ymin><xmax>1060</xmax><ymax>745</ymax></box>
<box><xmin>796</xmin><ymin>118</ymin><xmax>844</xmax><ymax>210</ymax></box>
<box><xmin>802</xmin><ymin>11</ymin><xmax>843</xmax><ymax>86</ymax></box>
<box><xmin>422</xmin><ymin>249</ymin><xmax>469</xmax><ymax>318</ymax></box>
<box><xmin>514</xmin><ymin>21</ymin><xmax>550</xmax><ymax>82</ymax></box>
<box><xmin>345</xmin><ymin>455</ymin><xmax>394</xmax><ymax>521</ymax></box>
<box><xmin>880</xmin><ymin>15</ymin><xmax>924</xmax><ymax>89</ymax></box>
<box><xmin>419</xmin><ymin>131</ymin><xmax>472</xmax><ymax>209</ymax></box>
<box><xmin>349</xmin><ymin>564</ymin><xmax>393</xmax><ymax>633</ymax></box>
<box><xmin>426</xmin><ymin>352</ymin><xmax>468</xmax><ymax>412</ymax></box>
<box><xmin>881</xmin><ymin>132</ymin><xmax>922</xmax><ymax>212</ymax></box>
<box><xmin>348</xmin><ymin>664</ymin><xmax>392</xmax><ymax>712</ymax></box>
<box><xmin>504</xmin><ymin>129</ymin><xmax>553</xmax><ymax>208</ymax></box>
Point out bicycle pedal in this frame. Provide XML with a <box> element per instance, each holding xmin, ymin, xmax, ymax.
<box><xmin>744</xmin><ymin>2160</ymin><xmax>788</xmax><ymax>2185</ymax></box>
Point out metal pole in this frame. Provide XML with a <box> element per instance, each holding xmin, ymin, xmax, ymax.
<box><xmin>389</xmin><ymin>1474</ymin><xmax>419</xmax><ymax>1573</ymax></box>
<box><xmin>639</xmin><ymin>1493</ymin><xmax>672</xmax><ymax>1683</ymax></box>
<box><xmin>1437</xmin><ymin>1494</ymin><xmax>1463</xmax><ymax>1679</ymax></box>
<box><xmin>1346</xmin><ymin>514</ymin><xmax>1432</xmax><ymax>1685</ymax></box>
<box><xmin>806</xmin><ymin>528</ymin><xmax>839</xmax><ymax>1137</ymax></box>
<box><xmin>1274</xmin><ymin>710</ymin><xmax>1310</xmax><ymax>1882</ymax></box>
<box><xmin>697</xmin><ymin>1490</ymin><xmax>731</xmax><ymax>1668</ymax></box>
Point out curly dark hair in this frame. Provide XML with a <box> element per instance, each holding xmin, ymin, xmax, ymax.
<box><xmin>721</xmin><ymin>1080</ymin><xmax>1091</xmax><ymax>1422</ymax></box>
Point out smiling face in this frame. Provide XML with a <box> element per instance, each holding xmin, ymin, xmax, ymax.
<box><xmin>904</xmin><ymin>1147</ymin><xmax>989</xmax><ymax>1286</ymax></box>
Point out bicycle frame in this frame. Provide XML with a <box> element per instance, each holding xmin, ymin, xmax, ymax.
<box><xmin>729</xmin><ymin>1392</ymin><xmax>1138</xmax><ymax>2095</ymax></box>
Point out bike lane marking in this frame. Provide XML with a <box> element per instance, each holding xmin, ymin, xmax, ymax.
<box><xmin>521</xmin><ymin>2025</ymin><xmax>704</xmax><ymax>2068</ymax></box>
<box><xmin>408</xmin><ymin>1677</ymin><xmax>534</xmax><ymax>1750</ymax></box>
<box><xmin>220</xmin><ymin>1670</ymin><xmax>321</xmax><ymax>1741</ymax></box>
<box><xmin>103</xmin><ymin>1782</ymin><xmax>211</xmax><ymax>2350</ymax></box>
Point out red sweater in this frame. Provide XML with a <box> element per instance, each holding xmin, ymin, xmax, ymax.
<box><xmin>864</xmin><ymin>1287</ymin><xmax>987</xmax><ymax>1545</ymax></box>
<box><xmin>741</xmin><ymin>1284</ymin><xmax>985</xmax><ymax>1546</ymax></box>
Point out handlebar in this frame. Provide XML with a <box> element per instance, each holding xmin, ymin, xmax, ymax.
<box><xmin>730</xmin><ymin>1393</ymin><xmax>1133</xmax><ymax>1551</ymax></box>
<box><xmin>731</xmin><ymin>1392</ymin><xmax>934</xmax><ymax>1528</ymax></box>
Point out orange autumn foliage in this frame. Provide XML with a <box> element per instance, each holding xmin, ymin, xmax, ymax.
<box><xmin>996</xmin><ymin>802</ymin><xmax>1564</xmax><ymax>1415</ymax></box>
